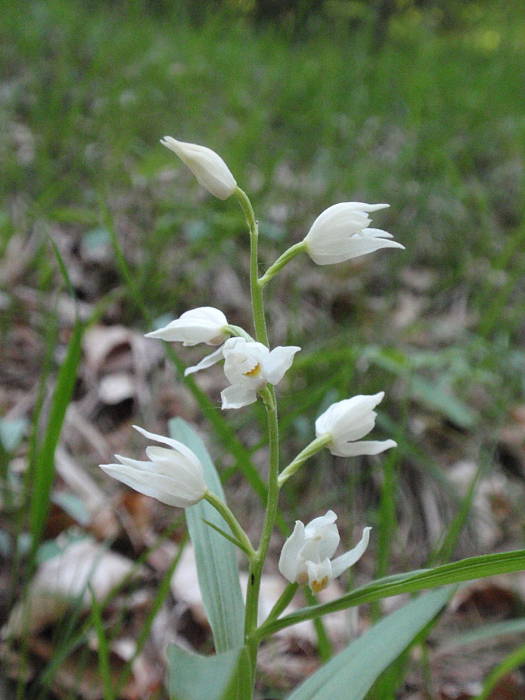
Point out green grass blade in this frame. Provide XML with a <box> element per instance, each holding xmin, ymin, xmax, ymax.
<box><xmin>429</xmin><ymin>458</ymin><xmax>484</xmax><ymax>565</ymax></box>
<box><xmin>202</xmin><ymin>519</ymin><xmax>250</xmax><ymax>554</ymax></box>
<box><xmin>47</xmin><ymin>236</ymin><xmax>77</xmax><ymax>305</ymax></box>
<box><xmin>257</xmin><ymin>549</ymin><xmax>525</xmax><ymax>638</ymax></box>
<box><xmin>476</xmin><ymin>643</ymin><xmax>525</xmax><ymax>699</ymax></box>
<box><xmin>89</xmin><ymin>585</ymin><xmax>115</xmax><ymax>700</ymax></box>
<box><xmin>29</xmin><ymin>320</ymin><xmax>84</xmax><ymax>552</ymax></box>
<box><xmin>169</xmin><ymin>418</ymin><xmax>244</xmax><ymax>651</ymax></box>
<box><xmin>441</xmin><ymin>617</ymin><xmax>525</xmax><ymax>652</ymax></box>
<box><xmin>288</xmin><ymin>588</ymin><xmax>451</xmax><ymax>700</ymax></box>
<box><xmin>304</xmin><ymin>588</ymin><xmax>333</xmax><ymax>662</ymax></box>
<box><xmin>115</xmin><ymin>535</ymin><xmax>188</xmax><ymax>695</ymax></box>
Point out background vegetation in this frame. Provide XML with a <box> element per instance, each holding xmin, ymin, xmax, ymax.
<box><xmin>1</xmin><ymin>0</ymin><xmax>524</xmax><ymax>697</ymax></box>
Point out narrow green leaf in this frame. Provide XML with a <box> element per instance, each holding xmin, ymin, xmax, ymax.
<box><xmin>304</xmin><ymin>588</ymin><xmax>332</xmax><ymax>662</ymax></box>
<box><xmin>202</xmin><ymin>519</ymin><xmax>250</xmax><ymax>555</ymax></box>
<box><xmin>29</xmin><ymin>321</ymin><xmax>84</xmax><ymax>551</ymax></box>
<box><xmin>258</xmin><ymin>549</ymin><xmax>525</xmax><ymax>638</ymax></box>
<box><xmin>288</xmin><ymin>588</ymin><xmax>451</xmax><ymax>700</ymax></box>
<box><xmin>477</xmin><ymin>643</ymin><xmax>525</xmax><ymax>699</ymax></box>
<box><xmin>169</xmin><ymin>418</ymin><xmax>244</xmax><ymax>651</ymax></box>
<box><xmin>410</xmin><ymin>376</ymin><xmax>477</xmax><ymax>428</ymax></box>
<box><xmin>89</xmin><ymin>585</ymin><xmax>116</xmax><ymax>700</ymax></box>
<box><xmin>48</xmin><ymin>237</ymin><xmax>77</xmax><ymax>305</ymax></box>
<box><xmin>115</xmin><ymin>535</ymin><xmax>188</xmax><ymax>695</ymax></box>
<box><xmin>442</xmin><ymin>617</ymin><xmax>525</xmax><ymax>652</ymax></box>
<box><xmin>167</xmin><ymin>644</ymin><xmax>247</xmax><ymax>700</ymax></box>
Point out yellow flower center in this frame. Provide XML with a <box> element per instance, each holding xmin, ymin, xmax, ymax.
<box><xmin>311</xmin><ymin>576</ymin><xmax>329</xmax><ymax>593</ymax></box>
<box><xmin>243</xmin><ymin>362</ymin><xmax>262</xmax><ymax>378</ymax></box>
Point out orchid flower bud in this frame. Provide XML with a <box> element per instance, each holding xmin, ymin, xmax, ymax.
<box><xmin>315</xmin><ymin>392</ymin><xmax>397</xmax><ymax>457</ymax></box>
<box><xmin>99</xmin><ymin>426</ymin><xmax>207</xmax><ymax>508</ymax></box>
<box><xmin>185</xmin><ymin>337</ymin><xmax>301</xmax><ymax>409</ymax></box>
<box><xmin>161</xmin><ymin>137</ymin><xmax>237</xmax><ymax>200</ymax></box>
<box><xmin>145</xmin><ymin>307</ymin><xmax>228</xmax><ymax>346</ymax></box>
<box><xmin>279</xmin><ymin>510</ymin><xmax>371</xmax><ymax>592</ymax></box>
<box><xmin>303</xmin><ymin>202</ymin><xmax>404</xmax><ymax>265</ymax></box>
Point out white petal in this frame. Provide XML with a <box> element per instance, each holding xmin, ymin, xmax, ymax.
<box><xmin>145</xmin><ymin>307</ymin><xmax>227</xmax><ymax>346</ymax></box>
<box><xmin>144</xmin><ymin>446</ymin><xmax>205</xmax><ymax>485</ymax></box>
<box><xmin>305</xmin><ymin>510</ymin><xmax>337</xmax><ymax>529</ymax></box>
<box><xmin>161</xmin><ymin>137</ymin><xmax>237</xmax><ymax>200</ymax></box>
<box><xmin>263</xmin><ymin>345</ymin><xmax>301</xmax><ymax>385</ymax></box>
<box><xmin>302</xmin><ymin>511</ymin><xmax>339</xmax><ymax>560</ymax></box>
<box><xmin>305</xmin><ymin>203</ymin><xmax>387</xmax><ymax>237</ymax></box>
<box><xmin>132</xmin><ymin>425</ymin><xmax>203</xmax><ymax>469</ymax></box>
<box><xmin>99</xmin><ymin>462</ymin><xmax>203</xmax><ymax>508</ymax></box>
<box><xmin>220</xmin><ymin>382</ymin><xmax>258</xmax><ymax>409</ymax></box>
<box><xmin>329</xmin><ymin>439</ymin><xmax>397</xmax><ymax>458</ymax></box>
<box><xmin>114</xmin><ymin>454</ymin><xmax>206</xmax><ymax>501</ymax></box>
<box><xmin>363</xmin><ymin>228</ymin><xmax>394</xmax><ymax>239</ymax></box>
<box><xmin>331</xmin><ymin>527</ymin><xmax>372</xmax><ymax>578</ymax></box>
<box><xmin>184</xmin><ymin>345</ymin><xmax>224</xmax><ymax>376</ymax></box>
<box><xmin>303</xmin><ymin>523</ymin><xmax>340</xmax><ymax>562</ymax></box>
<box><xmin>344</xmin><ymin>235</ymin><xmax>405</xmax><ymax>258</ymax></box>
<box><xmin>306</xmin><ymin>558</ymin><xmax>333</xmax><ymax>592</ymax></box>
<box><xmin>223</xmin><ymin>338</ymin><xmax>269</xmax><ymax>384</ymax></box>
<box><xmin>315</xmin><ymin>393</ymin><xmax>385</xmax><ymax>439</ymax></box>
<box><xmin>303</xmin><ymin>201</ymin><xmax>402</xmax><ymax>265</ymax></box>
<box><xmin>333</xmin><ymin>412</ymin><xmax>377</xmax><ymax>442</ymax></box>
<box><xmin>278</xmin><ymin>521</ymin><xmax>305</xmax><ymax>583</ymax></box>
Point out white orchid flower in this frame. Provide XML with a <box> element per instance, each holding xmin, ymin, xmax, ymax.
<box><xmin>303</xmin><ymin>202</ymin><xmax>404</xmax><ymax>265</ymax></box>
<box><xmin>185</xmin><ymin>336</ymin><xmax>301</xmax><ymax>409</ymax></box>
<box><xmin>99</xmin><ymin>426</ymin><xmax>207</xmax><ymax>508</ymax></box>
<box><xmin>145</xmin><ymin>307</ymin><xmax>228</xmax><ymax>346</ymax></box>
<box><xmin>315</xmin><ymin>392</ymin><xmax>397</xmax><ymax>457</ymax></box>
<box><xmin>279</xmin><ymin>510</ymin><xmax>371</xmax><ymax>592</ymax></box>
<box><xmin>160</xmin><ymin>136</ymin><xmax>237</xmax><ymax>200</ymax></box>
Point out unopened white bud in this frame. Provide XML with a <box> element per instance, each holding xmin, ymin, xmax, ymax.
<box><xmin>161</xmin><ymin>137</ymin><xmax>237</xmax><ymax>200</ymax></box>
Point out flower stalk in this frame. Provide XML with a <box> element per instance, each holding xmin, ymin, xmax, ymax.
<box><xmin>204</xmin><ymin>490</ymin><xmax>256</xmax><ymax>560</ymax></box>
<box><xmin>278</xmin><ymin>434</ymin><xmax>332</xmax><ymax>487</ymax></box>
<box><xmin>234</xmin><ymin>187</ymin><xmax>269</xmax><ymax>346</ymax></box>
<box><xmin>258</xmin><ymin>241</ymin><xmax>307</xmax><ymax>287</ymax></box>
<box><xmin>244</xmin><ymin>385</ymin><xmax>280</xmax><ymax>662</ymax></box>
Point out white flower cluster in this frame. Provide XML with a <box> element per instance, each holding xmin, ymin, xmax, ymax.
<box><xmin>100</xmin><ymin>138</ymin><xmax>404</xmax><ymax>593</ymax></box>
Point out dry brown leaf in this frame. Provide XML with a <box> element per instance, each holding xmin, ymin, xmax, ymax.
<box><xmin>4</xmin><ymin>535</ymin><xmax>139</xmax><ymax>637</ymax></box>
<box><xmin>55</xmin><ymin>446</ymin><xmax>119</xmax><ymax>539</ymax></box>
<box><xmin>98</xmin><ymin>372</ymin><xmax>135</xmax><ymax>405</ymax></box>
<box><xmin>83</xmin><ymin>325</ymin><xmax>133</xmax><ymax>374</ymax></box>
<box><xmin>451</xmin><ymin>581</ymin><xmax>517</xmax><ymax>620</ymax></box>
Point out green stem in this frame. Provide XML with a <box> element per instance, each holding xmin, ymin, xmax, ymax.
<box><xmin>225</xmin><ymin>324</ymin><xmax>255</xmax><ymax>342</ymax></box>
<box><xmin>244</xmin><ymin>386</ymin><xmax>280</xmax><ymax>663</ymax></box>
<box><xmin>278</xmin><ymin>434</ymin><xmax>332</xmax><ymax>487</ymax></box>
<box><xmin>234</xmin><ymin>187</ymin><xmax>269</xmax><ymax>345</ymax></box>
<box><xmin>234</xmin><ymin>188</ymin><xmax>284</xmax><ymax>681</ymax></box>
<box><xmin>258</xmin><ymin>241</ymin><xmax>307</xmax><ymax>287</ymax></box>
<box><xmin>204</xmin><ymin>491</ymin><xmax>256</xmax><ymax>561</ymax></box>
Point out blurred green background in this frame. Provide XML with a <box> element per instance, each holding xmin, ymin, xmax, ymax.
<box><xmin>1</xmin><ymin>0</ymin><xmax>525</xmax><ymax>697</ymax></box>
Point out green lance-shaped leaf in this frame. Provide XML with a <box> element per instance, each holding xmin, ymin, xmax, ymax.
<box><xmin>258</xmin><ymin>549</ymin><xmax>525</xmax><ymax>638</ymax></box>
<box><xmin>169</xmin><ymin>418</ymin><xmax>244</xmax><ymax>652</ymax></box>
<box><xmin>167</xmin><ymin>644</ymin><xmax>250</xmax><ymax>700</ymax></box>
<box><xmin>288</xmin><ymin>587</ymin><xmax>451</xmax><ymax>700</ymax></box>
